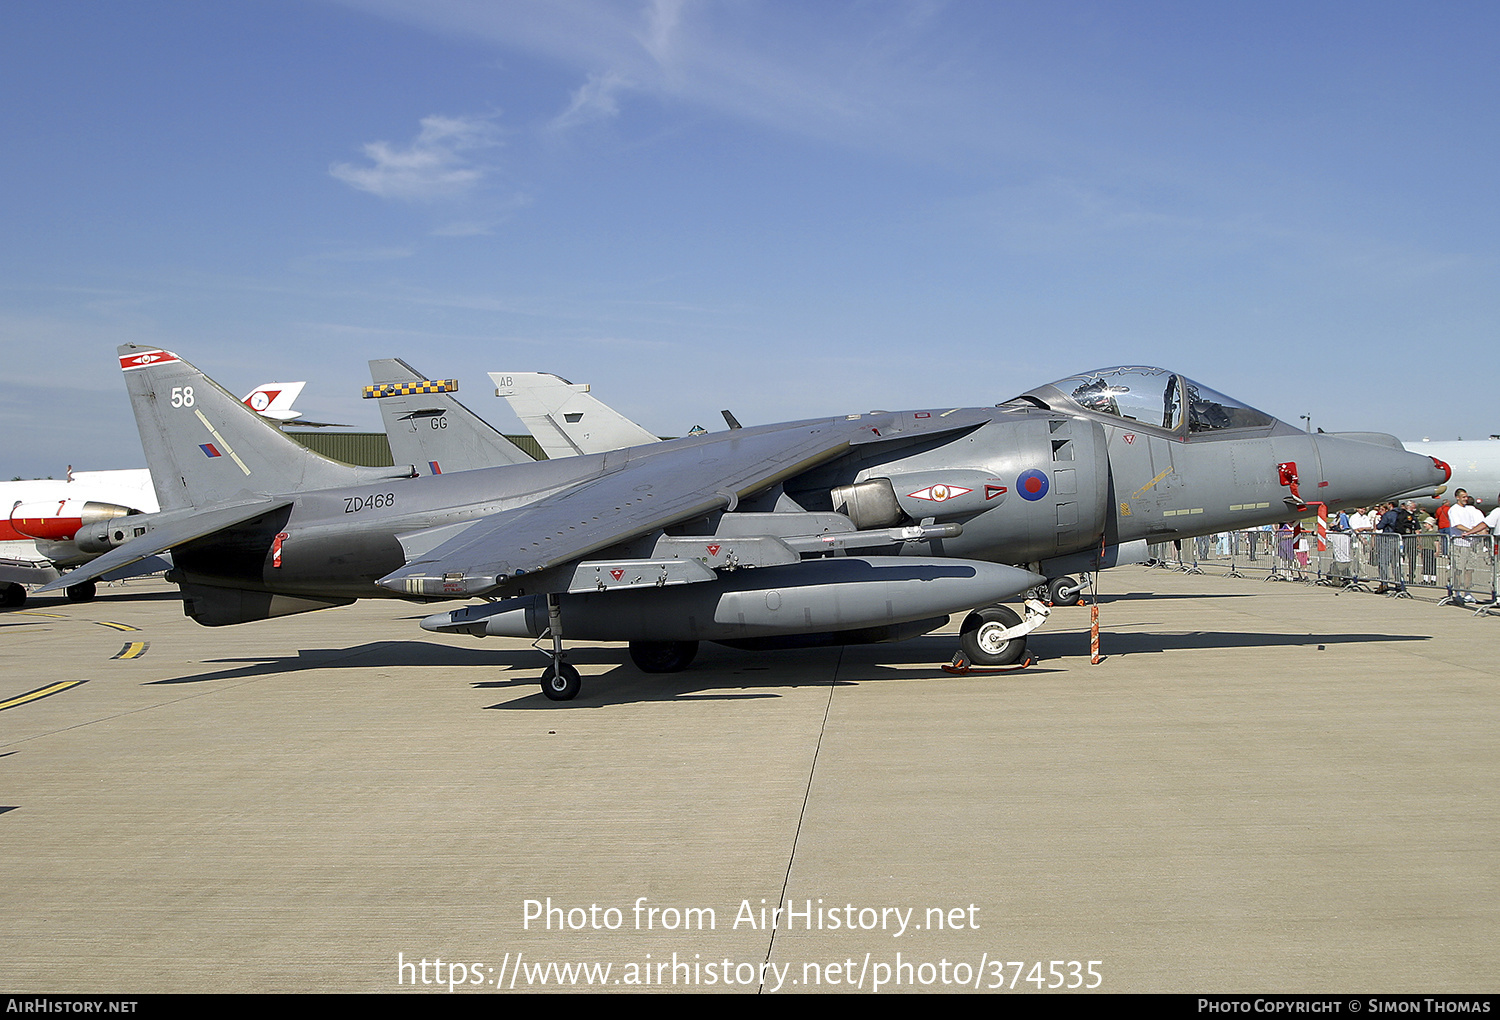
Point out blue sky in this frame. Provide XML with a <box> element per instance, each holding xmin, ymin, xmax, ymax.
<box><xmin>3</xmin><ymin>0</ymin><xmax>1497</xmax><ymax>478</ymax></box>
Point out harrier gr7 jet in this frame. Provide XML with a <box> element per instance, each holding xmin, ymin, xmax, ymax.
<box><xmin>42</xmin><ymin>351</ymin><xmax>1448</xmax><ymax>701</ymax></box>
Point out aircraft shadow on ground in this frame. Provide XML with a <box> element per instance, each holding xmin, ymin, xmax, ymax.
<box><xmin>85</xmin><ymin>587</ymin><xmax>184</xmax><ymax>603</ymax></box>
<box><xmin>142</xmin><ymin>628</ymin><xmax>1430</xmax><ymax>705</ymax></box>
<box><xmin>8</xmin><ymin>588</ymin><xmax>185</xmax><ymax>608</ymax></box>
<box><xmin>1092</xmin><ymin>591</ymin><xmax>1260</xmax><ymax>603</ymax></box>
<box><xmin>146</xmin><ymin>641</ymin><xmax>567</xmax><ymax>685</ymax></box>
<box><xmin>1031</xmin><ymin>629</ymin><xmax>1429</xmax><ymax>656</ymax></box>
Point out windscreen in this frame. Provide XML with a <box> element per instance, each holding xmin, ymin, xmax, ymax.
<box><xmin>1012</xmin><ymin>366</ymin><xmax>1277</xmax><ymax>434</ymax></box>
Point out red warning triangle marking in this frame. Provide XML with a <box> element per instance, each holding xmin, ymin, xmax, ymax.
<box><xmin>707</xmin><ymin>544</ymin><xmax>721</xmax><ymax>556</ymax></box>
<box><xmin>985</xmin><ymin>485</ymin><xmax>1008</xmax><ymax>500</ymax></box>
<box><xmin>610</xmin><ymin>569</ymin><xmax>624</xmax><ymax>581</ymax></box>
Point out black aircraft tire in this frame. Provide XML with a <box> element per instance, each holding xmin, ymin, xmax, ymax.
<box><xmin>541</xmin><ymin>662</ymin><xmax>582</xmax><ymax>701</ymax></box>
<box><xmin>1047</xmin><ymin>576</ymin><xmax>1082</xmax><ymax>607</ymax></box>
<box><xmin>959</xmin><ymin>605</ymin><xmax>1027</xmax><ymax>667</ymax></box>
<box><xmin>1</xmin><ymin>582</ymin><xmax>24</xmax><ymax>608</ymax></box>
<box><xmin>66</xmin><ymin>581</ymin><xmax>97</xmax><ymax>603</ymax></box>
<box><xmin>629</xmin><ymin>640</ymin><xmax>699</xmax><ymax>674</ymax></box>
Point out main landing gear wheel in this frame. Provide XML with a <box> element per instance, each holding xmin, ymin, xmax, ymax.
<box><xmin>959</xmin><ymin>605</ymin><xmax>1028</xmax><ymax>667</ymax></box>
<box><xmin>65</xmin><ymin>581</ymin><xmax>97</xmax><ymax>603</ymax></box>
<box><xmin>1047</xmin><ymin>576</ymin><xmax>1082</xmax><ymax>607</ymax></box>
<box><xmin>540</xmin><ymin>661</ymin><xmax>581</xmax><ymax>701</ymax></box>
<box><xmin>1</xmin><ymin>582</ymin><xmax>24</xmax><ymax>608</ymax></box>
<box><xmin>628</xmin><ymin>640</ymin><xmax>699</xmax><ymax>674</ymax></box>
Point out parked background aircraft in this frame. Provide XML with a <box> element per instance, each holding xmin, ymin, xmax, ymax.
<box><xmin>42</xmin><ymin>351</ymin><xmax>1446</xmax><ymax>701</ymax></box>
<box><xmin>366</xmin><ymin>358</ymin><xmax>534</xmax><ymax>475</ymax></box>
<box><xmin>2</xmin><ymin>381</ymin><xmax>311</xmax><ymax>606</ymax></box>
<box><xmin>491</xmin><ymin>371</ymin><xmax>661</xmax><ymax>459</ymax></box>
<box><xmin>1403</xmin><ymin>438</ymin><xmax>1500</xmax><ymax>511</ymax></box>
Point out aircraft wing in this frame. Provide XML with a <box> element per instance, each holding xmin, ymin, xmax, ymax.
<box><xmin>35</xmin><ymin>498</ymin><xmax>294</xmax><ymax>594</ymax></box>
<box><xmin>380</xmin><ymin>423</ymin><xmax>854</xmax><ymax>597</ymax></box>
<box><xmin>0</xmin><ymin>554</ymin><xmax>61</xmax><ymax>586</ymax></box>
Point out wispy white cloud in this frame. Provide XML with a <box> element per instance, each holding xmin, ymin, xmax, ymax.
<box><xmin>330</xmin><ymin>113</ymin><xmax>501</xmax><ymax>201</ymax></box>
<box><xmin>332</xmin><ymin>1</ymin><xmax>955</xmax><ymax>150</ymax></box>
<box><xmin>550</xmin><ymin>71</ymin><xmax>630</xmax><ymax>131</ymax></box>
<box><xmin>639</xmin><ymin>0</ymin><xmax>687</xmax><ymax>66</ymax></box>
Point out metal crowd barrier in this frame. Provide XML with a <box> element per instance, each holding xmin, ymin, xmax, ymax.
<box><xmin>1147</xmin><ymin>527</ymin><xmax>1499</xmax><ymax>614</ymax></box>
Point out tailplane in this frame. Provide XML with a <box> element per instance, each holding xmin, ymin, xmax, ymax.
<box><xmin>118</xmin><ymin>346</ymin><xmax>411</xmax><ymax>510</ymax></box>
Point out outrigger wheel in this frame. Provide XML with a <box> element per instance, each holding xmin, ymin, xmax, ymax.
<box><xmin>958</xmin><ymin>605</ymin><xmax>1028</xmax><ymax>667</ymax></box>
<box><xmin>1</xmin><ymin>582</ymin><xmax>24</xmax><ymax>608</ymax></box>
<box><xmin>541</xmin><ymin>661</ymin><xmax>582</xmax><ymax>701</ymax></box>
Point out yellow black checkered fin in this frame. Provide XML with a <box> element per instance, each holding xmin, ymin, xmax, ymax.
<box><xmin>362</xmin><ymin>380</ymin><xmax>458</xmax><ymax>399</ymax></box>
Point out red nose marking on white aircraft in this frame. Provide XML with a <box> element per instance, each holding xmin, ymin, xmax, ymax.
<box><xmin>247</xmin><ymin>389</ymin><xmax>280</xmax><ymax>411</ymax></box>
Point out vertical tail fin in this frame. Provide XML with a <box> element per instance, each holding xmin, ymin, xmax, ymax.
<box><xmin>367</xmin><ymin>359</ymin><xmax>535</xmax><ymax>474</ymax></box>
<box><xmin>490</xmin><ymin>371</ymin><xmax>660</xmax><ymax>458</ymax></box>
<box><xmin>118</xmin><ymin>346</ymin><xmax>410</xmax><ymax>510</ymax></box>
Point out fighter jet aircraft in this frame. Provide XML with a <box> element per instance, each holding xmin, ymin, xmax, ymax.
<box><xmin>41</xmin><ymin>351</ymin><xmax>1448</xmax><ymax>701</ymax></box>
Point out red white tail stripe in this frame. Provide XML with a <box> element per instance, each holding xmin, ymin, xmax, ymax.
<box><xmin>119</xmin><ymin>350</ymin><xmax>180</xmax><ymax>370</ymax></box>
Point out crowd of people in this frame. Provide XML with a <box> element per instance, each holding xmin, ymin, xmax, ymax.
<box><xmin>1156</xmin><ymin>488</ymin><xmax>1500</xmax><ymax>604</ymax></box>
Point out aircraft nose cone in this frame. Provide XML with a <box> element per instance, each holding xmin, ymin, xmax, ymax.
<box><xmin>1315</xmin><ymin>434</ymin><xmax>1448</xmax><ymax>505</ymax></box>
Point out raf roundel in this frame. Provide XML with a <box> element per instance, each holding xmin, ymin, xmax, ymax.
<box><xmin>1016</xmin><ymin>468</ymin><xmax>1050</xmax><ymax>501</ymax></box>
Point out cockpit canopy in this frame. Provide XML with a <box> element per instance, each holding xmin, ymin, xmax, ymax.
<box><xmin>1008</xmin><ymin>366</ymin><xmax>1278</xmax><ymax>436</ymax></box>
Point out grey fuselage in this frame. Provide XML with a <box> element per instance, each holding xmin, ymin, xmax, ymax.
<box><xmin>172</xmin><ymin>386</ymin><xmax>1446</xmax><ymax>605</ymax></box>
